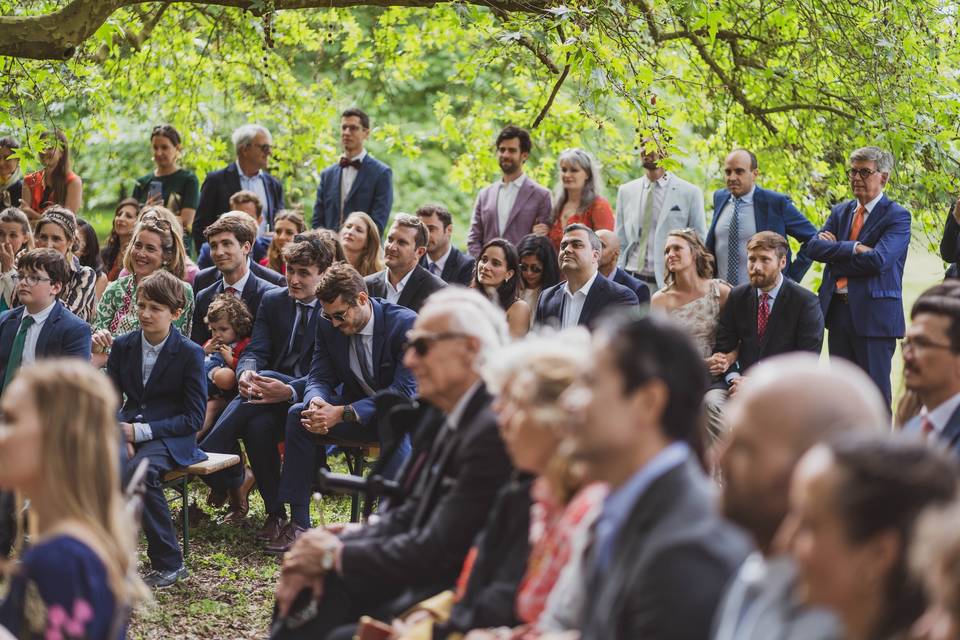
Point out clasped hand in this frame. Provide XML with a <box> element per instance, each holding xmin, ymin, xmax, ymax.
<box><xmin>300</xmin><ymin>398</ymin><xmax>344</xmax><ymax>434</ymax></box>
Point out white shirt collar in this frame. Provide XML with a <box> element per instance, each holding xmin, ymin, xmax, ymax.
<box><xmin>563</xmin><ymin>270</ymin><xmax>599</xmax><ymax>298</ymax></box>
<box><xmin>446</xmin><ymin>380</ymin><xmax>483</xmax><ymax>430</ymax></box>
<box><xmin>223</xmin><ymin>267</ymin><xmax>251</xmax><ymax>293</ymax></box>
<box><xmin>386</xmin><ymin>265</ymin><xmax>416</xmax><ymax>294</ymax></box>
<box><xmin>141</xmin><ymin>330</ymin><xmax>171</xmax><ymax>354</ymax></box>
<box><xmin>345</xmin><ymin>149</ymin><xmax>367</xmax><ymax>163</ymax></box>
<box><xmin>25</xmin><ymin>299</ymin><xmax>57</xmax><ymax>324</ymax></box>
<box><xmin>646</xmin><ymin>172</ymin><xmax>671</xmax><ymax>189</ymax></box>
<box><xmin>923</xmin><ymin>391</ymin><xmax>960</xmax><ymax>434</ymax></box>
<box><xmin>501</xmin><ymin>173</ymin><xmax>527</xmax><ymax>189</ymax></box>
<box><xmin>861</xmin><ymin>191</ymin><xmax>884</xmax><ymax>214</ymax></box>
<box><xmin>431</xmin><ymin>244</ymin><xmax>453</xmax><ymax>272</ymax></box>
<box><xmin>234</xmin><ymin>161</ymin><xmax>263</xmax><ymax>180</ymax></box>
<box><xmin>358</xmin><ymin>303</ymin><xmax>375</xmax><ymax>337</ymax></box>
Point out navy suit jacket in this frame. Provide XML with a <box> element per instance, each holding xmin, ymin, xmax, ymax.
<box><xmin>707</xmin><ymin>186</ymin><xmax>818</xmax><ymax>282</ymax></box>
<box><xmin>419</xmin><ymin>246</ymin><xmax>476</xmax><ymax>287</ymax></box>
<box><xmin>191</xmin><ymin>273</ymin><xmax>278</xmax><ymax>345</ymax></box>
<box><xmin>535</xmin><ymin>274</ymin><xmax>639</xmax><ymax>329</ymax></box>
<box><xmin>0</xmin><ymin>301</ymin><xmax>91</xmax><ymax>382</ymax></box>
<box><xmin>803</xmin><ymin>194</ymin><xmax>911</xmax><ymax>338</ymax></box>
<box><xmin>611</xmin><ymin>267</ymin><xmax>651</xmax><ymax>304</ymax></box>
<box><xmin>305</xmin><ymin>299</ymin><xmax>417</xmax><ymax>425</ymax></box>
<box><xmin>905</xmin><ymin>406</ymin><xmax>960</xmax><ymax>458</ymax></box>
<box><xmin>107</xmin><ymin>328</ymin><xmax>207</xmax><ymax>467</ymax></box>
<box><xmin>365</xmin><ymin>265</ymin><xmax>447</xmax><ymax>314</ymax></box>
<box><xmin>193</xmin><ymin>259</ymin><xmax>285</xmax><ymax>293</ymax></box>
<box><xmin>236</xmin><ymin>287</ymin><xmax>320</xmax><ymax>379</ymax></box>
<box><xmin>312</xmin><ymin>154</ymin><xmax>393</xmax><ymax>233</ymax></box>
<box><xmin>193</xmin><ymin>163</ymin><xmax>285</xmax><ymax>249</ymax></box>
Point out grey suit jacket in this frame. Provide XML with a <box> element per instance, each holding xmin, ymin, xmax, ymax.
<box><xmin>467</xmin><ymin>176</ymin><xmax>552</xmax><ymax>257</ymax></box>
<box><xmin>580</xmin><ymin>458</ymin><xmax>752</xmax><ymax>640</ymax></box>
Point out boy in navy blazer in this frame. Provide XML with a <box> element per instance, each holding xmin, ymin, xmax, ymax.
<box><xmin>0</xmin><ymin>249</ymin><xmax>91</xmax><ymax>389</ymax></box>
<box><xmin>111</xmin><ymin>270</ymin><xmax>207</xmax><ymax>589</ymax></box>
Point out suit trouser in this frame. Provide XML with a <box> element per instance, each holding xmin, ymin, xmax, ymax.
<box><xmin>124</xmin><ymin>440</ymin><xmax>182</xmax><ymax>572</ymax></box>
<box><xmin>826</xmin><ymin>298</ymin><xmax>896</xmax><ymax>407</ymax></box>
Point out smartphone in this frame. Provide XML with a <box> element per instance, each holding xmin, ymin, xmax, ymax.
<box><xmin>147</xmin><ymin>180</ymin><xmax>163</xmax><ymax>203</ymax></box>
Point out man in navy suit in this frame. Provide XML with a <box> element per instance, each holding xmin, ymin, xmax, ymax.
<box><xmin>597</xmin><ymin>229</ymin><xmax>650</xmax><ymax>303</ymax></box>
<box><xmin>803</xmin><ymin>146</ymin><xmax>911</xmax><ymax>406</ymax></box>
<box><xmin>199</xmin><ymin>234</ymin><xmax>333</xmax><ymax>537</ymax></box>
<box><xmin>535</xmin><ymin>224</ymin><xmax>639</xmax><ymax>329</ymax></box>
<box><xmin>267</xmin><ymin>263</ymin><xmax>417</xmax><ymax>554</ymax></box>
<box><xmin>707</xmin><ymin>149</ymin><xmax>818</xmax><ymax>284</ymax></box>
<box><xmin>194</xmin><ymin>124</ymin><xmax>285</xmax><ymax>250</ymax></box>
<box><xmin>0</xmin><ymin>249</ymin><xmax>90</xmax><ymax>389</ymax></box>
<box><xmin>111</xmin><ymin>270</ymin><xmax>207</xmax><ymax>588</ymax></box>
<box><xmin>902</xmin><ymin>282</ymin><xmax>960</xmax><ymax>453</ymax></box>
<box><xmin>312</xmin><ymin>108</ymin><xmax>393</xmax><ymax>233</ymax></box>
<box><xmin>192</xmin><ymin>213</ymin><xmax>278</xmax><ymax>345</ymax></box>
<box><xmin>416</xmin><ymin>203</ymin><xmax>475</xmax><ymax>286</ymax></box>
<box><xmin>196</xmin><ymin>191</ymin><xmax>272</xmax><ymax>269</ymax></box>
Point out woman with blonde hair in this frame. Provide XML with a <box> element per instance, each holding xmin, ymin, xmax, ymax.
<box><xmin>339</xmin><ymin>211</ymin><xmax>383</xmax><ymax>276</ymax></box>
<box><xmin>0</xmin><ymin>359</ymin><xmax>148</xmax><ymax>638</ymax></box>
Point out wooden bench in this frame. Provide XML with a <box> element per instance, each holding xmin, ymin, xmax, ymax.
<box><xmin>314</xmin><ymin>436</ymin><xmax>380</xmax><ymax>522</ymax></box>
<box><xmin>162</xmin><ymin>452</ymin><xmax>240</xmax><ymax>559</ymax></box>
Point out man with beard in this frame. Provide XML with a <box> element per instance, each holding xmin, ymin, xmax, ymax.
<box><xmin>466</xmin><ymin>125</ymin><xmax>552</xmax><ymax>257</ymax></box>
<box><xmin>706</xmin><ymin>149</ymin><xmax>817</xmax><ymax>285</ymax></box>
<box><xmin>416</xmin><ymin>203</ymin><xmax>475</xmax><ymax>286</ymax></box>
<box><xmin>712</xmin><ymin>353</ymin><xmax>888</xmax><ymax>640</ymax></box>
<box><xmin>902</xmin><ymin>282</ymin><xmax>960</xmax><ymax>453</ymax></box>
<box><xmin>614</xmin><ymin>138</ymin><xmax>705</xmax><ymax>290</ymax></box>
<box><xmin>705</xmin><ymin>232</ymin><xmax>823</xmax><ymax>438</ymax></box>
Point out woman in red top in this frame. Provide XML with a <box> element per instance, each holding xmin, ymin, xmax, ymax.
<box><xmin>541</xmin><ymin>148</ymin><xmax>613</xmax><ymax>251</ymax></box>
<box><xmin>21</xmin><ymin>130</ymin><xmax>83</xmax><ymax>222</ymax></box>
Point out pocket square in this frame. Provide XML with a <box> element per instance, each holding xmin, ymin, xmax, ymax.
<box><xmin>670</xmin><ymin>205</ymin><xmax>681</xmax><ymax>211</ymax></box>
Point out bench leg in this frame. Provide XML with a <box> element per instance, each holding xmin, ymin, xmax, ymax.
<box><xmin>180</xmin><ymin>478</ymin><xmax>189</xmax><ymax>560</ymax></box>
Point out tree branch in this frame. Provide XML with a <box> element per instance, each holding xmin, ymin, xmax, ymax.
<box><xmin>514</xmin><ymin>34</ymin><xmax>561</xmax><ymax>74</ymax></box>
<box><xmin>529</xmin><ymin>58</ymin><xmax>569</xmax><ymax>129</ymax></box>
<box><xmin>757</xmin><ymin>103</ymin><xmax>855</xmax><ymax>119</ymax></box>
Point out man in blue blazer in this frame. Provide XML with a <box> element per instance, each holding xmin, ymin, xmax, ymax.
<box><xmin>902</xmin><ymin>282</ymin><xmax>960</xmax><ymax>454</ymax></box>
<box><xmin>0</xmin><ymin>249</ymin><xmax>90</xmax><ymax>389</ymax></box>
<box><xmin>597</xmin><ymin>229</ymin><xmax>650</xmax><ymax>303</ymax></box>
<box><xmin>416</xmin><ymin>203</ymin><xmax>475</xmax><ymax>286</ymax></box>
<box><xmin>803</xmin><ymin>146</ymin><xmax>911</xmax><ymax>406</ymax></box>
<box><xmin>268</xmin><ymin>263</ymin><xmax>417</xmax><ymax>554</ymax></box>
<box><xmin>192</xmin><ymin>214</ymin><xmax>278</xmax><ymax>345</ymax></box>
<box><xmin>536</xmin><ymin>224</ymin><xmax>639</xmax><ymax>329</ymax></box>
<box><xmin>111</xmin><ymin>271</ymin><xmax>207</xmax><ymax>588</ymax></box>
<box><xmin>199</xmin><ymin>236</ymin><xmax>333</xmax><ymax>537</ymax></box>
<box><xmin>707</xmin><ymin>149</ymin><xmax>818</xmax><ymax>284</ymax></box>
<box><xmin>312</xmin><ymin>108</ymin><xmax>393</xmax><ymax>233</ymax></box>
<box><xmin>193</xmin><ymin>124</ymin><xmax>285</xmax><ymax>250</ymax></box>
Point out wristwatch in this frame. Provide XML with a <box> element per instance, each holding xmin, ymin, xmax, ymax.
<box><xmin>342</xmin><ymin>404</ymin><xmax>357</xmax><ymax>422</ymax></box>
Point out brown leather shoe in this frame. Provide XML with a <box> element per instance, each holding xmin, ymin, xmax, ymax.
<box><xmin>264</xmin><ymin>522</ymin><xmax>308</xmax><ymax>555</ymax></box>
<box><xmin>206</xmin><ymin>488</ymin><xmax>227</xmax><ymax>509</ymax></box>
<box><xmin>256</xmin><ymin>514</ymin><xmax>288</xmax><ymax>542</ymax></box>
<box><xmin>226</xmin><ymin>466</ymin><xmax>255</xmax><ymax>516</ymax></box>
<box><xmin>219</xmin><ymin>509</ymin><xmax>250</xmax><ymax>526</ymax></box>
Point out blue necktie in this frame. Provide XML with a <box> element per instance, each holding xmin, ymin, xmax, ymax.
<box><xmin>727</xmin><ymin>197</ymin><xmax>742</xmax><ymax>285</ymax></box>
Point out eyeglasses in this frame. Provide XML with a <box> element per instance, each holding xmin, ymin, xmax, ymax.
<box><xmin>341</xmin><ymin>124</ymin><xmax>366</xmax><ymax>133</ymax></box>
<box><xmin>251</xmin><ymin>143</ymin><xmax>272</xmax><ymax>153</ymax></box>
<box><xmin>518</xmin><ymin>264</ymin><xmax>543</xmax><ymax>274</ymax></box>
<box><xmin>403</xmin><ymin>331</ymin><xmax>470</xmax><ymax>357</ymax></box>
<box><xmin>847</xmin><ymin>168</ymin><xmax>878</xmax><ymax>180</ymax></box>
<box><xmin>901</xmin><ymin>337</ymin><xmax>955</xmax><ymax>354</ymax></box>
<box><xmin>12</xmin><ymin>273</ymin><xmax>52</xmax><ymax>286</ymax></box>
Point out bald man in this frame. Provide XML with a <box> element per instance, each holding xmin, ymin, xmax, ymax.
<box><xmin>712</xmin><ymin>353</ymin><xmax>889</xmax><ymax>640</ymax></box>
<box><xmin>597</xmin><ymin>229</ymin><xmax>650</xmax><ymax>303</ymax></box>
<box><xmin>706</xmin><ymin>149</ymin><xmax>817</xmax><ymax>285</ymax></box>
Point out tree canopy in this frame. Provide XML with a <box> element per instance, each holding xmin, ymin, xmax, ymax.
<box><xmin>1</xmin><ymin>0</ymin><xmax>957</xmax><ymax>249</ymax></box>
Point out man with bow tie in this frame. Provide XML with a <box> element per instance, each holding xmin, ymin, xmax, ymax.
<box><xmin>311</xmin><ymin>108</ymin><xmax>393</xmax><ymax>234</ymax></box>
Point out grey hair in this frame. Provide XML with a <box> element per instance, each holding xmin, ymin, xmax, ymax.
<box><xmin>231</xmin><ymin>124</ymin><xmax>272</xmax><ymax>153</ymax></box>
<box><xmin>418</xmin><ymin>287</ymin><xmax>510</xmax><ymax>371</ymax></box>
<box><xmin>849</xmin><ymin>146</ymin><xmax>894</xmax><ymax>174</ymax></box>
<box><xmin>552</xmin><ymin>148</ymin><xmax>603</xmax><ymax>224</ymax></box>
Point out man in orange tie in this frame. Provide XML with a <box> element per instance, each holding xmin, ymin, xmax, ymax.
<box><xmin>802</xmin><ymin>146</ymin><xmax>911</xmax><ymax>407</ymax></box>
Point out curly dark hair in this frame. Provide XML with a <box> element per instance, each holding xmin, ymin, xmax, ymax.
<box><xmin>204</xmin><ymin>293</ymin><xmax>253</xmax><ymax>339</ymax></box>
<box><xmin>517</xmin><ymin>233</ymin><xmax>560</xmax><ymax>290</ymax></box>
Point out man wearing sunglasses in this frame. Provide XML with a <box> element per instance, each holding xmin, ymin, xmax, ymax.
<box><xmin>268</xmin><ymin>262</ymin><xmax>417</xmax><ymax>554</ymax></box>
<box><xmin>271</xmin><ymin>288</ymin><xmax>512</xmax><ymax>640</ymax></box>
<box><xmin>194</xmin><ymin>123</ymin><xmax>285</xmax><ymax>251</ymax></box>
<box><xmin>803</xmin><ymin>146</ymin><xmax>911</xmax><ymax>408</ymax></box>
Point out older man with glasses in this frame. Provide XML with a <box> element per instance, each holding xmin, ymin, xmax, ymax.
<box><xmin>803</xmin><ymin>146</ymin><xmax>911</xmax><ymax>407</ymax></box>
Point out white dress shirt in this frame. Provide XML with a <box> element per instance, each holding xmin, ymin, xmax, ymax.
<box><xmin>427</xmin><ymin>244</ymin><xmax>453</xmax><ymax>276</ymax></box>
<box><xmin>497</xmin><ymin>174</ymin><xmax>527</xmax><ymax>234</ymax></box>
<box><xmin>348</xmin><ymin>305</ymin><xmax>376</xmax><ymax>396</ymax></box>
<box><xmin>384</xmin><ymin>266</ymin><xmax>415</xmax><ymax>304</ymax></box>
<box><xmin>133</xmin><ymin>331</ymin><xmax>172</xmax><ymax>443</ymax></box>
<box><xmin>340</xmin><ymin>149</ymin><xmax>368</xmax><ymax>214</ymax></box>
<box><xmin>235</xmin><ymin>161</ymin><xmax>269</xmax><ymax>234</ymax></box>
<box><xmin>561</xmin><ymin>271</ymin><xmax>599</xmax><ymax>329</ymax></box>
<box><xmin>21</xmin><ymin>300</ymin><xmax>57</xmax><ymax>365</ymax></box>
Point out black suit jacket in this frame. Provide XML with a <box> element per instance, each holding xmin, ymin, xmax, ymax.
<box><xmin>193</xmin><ymin>162</ymin><xmax>284</xmax><ymax>249</ymax></box>
<box><xmin>419</xmin><ymin>246</ymin><xmax>476</xmax><ymax>287</ymax></box>
<box><xmin>364</xmin><ymin>265</ymin><xmax>447</xmax><ymax>313</ymax></box>
<box><xmin>714</xmin><ymin>278</ymin><xmax>824</xmax><ymax>377</ymax></box>
<box><xmin>580</xmin><ymin>459</ymin><xmax>752</xmax><ymax>640</ymax></box>
<box><xmin>191</xmin><ymin>273</ymin><xmax>277</xmax><ymax>345</ymax></box>
<box><xmin>611</xmin><ymin>267</ymin><xmax>651</xmax><ymax>304</ymax></box>
<box><xmin>338</xmin><ymin>384</ymin><xmax>513</xmax><ymax>603</ymax></box>
<box><xmin>192</xmin><ymin>260</ymin><xmax>286</xmax><ymax>295</ymax></box>
<box><xmin>535</xmin><ymin>272</ymin><xmax>639</xmax><ymax>329</ymax></box>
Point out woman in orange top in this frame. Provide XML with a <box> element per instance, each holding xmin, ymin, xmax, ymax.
<box><xmin>541</xmin><ymin>148</ymin><xmax>613</xmax><ymax>251</ymax></box>
<box><xmin>21</xmin><ymin>129</ymin><xmax>83</xmax><ymax>223</ymax></box>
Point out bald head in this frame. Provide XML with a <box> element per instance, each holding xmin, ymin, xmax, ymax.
<box><xmin>718</xmin><ymin>353</ymin><xmax>889</xmax><ymax>553</ymax></box>
<box><xmin>724</xmin><ymin>149</ymin><xmax>759</xmax><ymax>197</ymax></box>
<box><xmin>597</xmin><ymin>229</ymin><xmax>621</xmax><ymax>274</ymax></box>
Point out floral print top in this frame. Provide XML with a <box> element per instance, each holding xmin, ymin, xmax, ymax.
<box><xmin>92</xmin><ymin>274</ymin><xmax>194</xmax><ymax>338</ymax></box>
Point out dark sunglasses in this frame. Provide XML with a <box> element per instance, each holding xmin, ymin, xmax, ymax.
<box><xmin>319</xmin><ymin>307</ymin><xmax>350</xmax><ymax>323</ymax></box>
<box><xmin>403</xmin><ymin>331</ymin><xmax>470</xmax><ymax>356</ymax></box>
<box><xmin>519</xmin><ymin>264</ymin><xmax>543</xmax><ymax>273</ymax></box>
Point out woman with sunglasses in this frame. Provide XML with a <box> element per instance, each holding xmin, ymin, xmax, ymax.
<box><xmin>90</xmin><ymin>215</ymin><xmax>194</xmax><ymax>367</ymax></box>
<box><xmin>132</xmin><ymin>124</ymin><xmax>199</xmax><ymax>245</ymax></box>
<box><xmin>472</xmin><ymin>238</ymin><xmax>530</xmax><ymax>339</ymax></box>
<box><xmin>20</xmin><ymin>130</ymin><xmax>82</xmax><ymax>222</ymax></box>
<box><xmin>517</xmin><ymin>234</ymin><xmax>560</xmax><ymax>329</ymax></box>
<box><xmin>33</xmin><ymin>206</ymin><xmax>98</xmax><ymax>322</ymax></box>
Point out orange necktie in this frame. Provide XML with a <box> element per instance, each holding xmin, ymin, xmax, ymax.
<box><xmin>835</xmin><ymin>205</ymin><xmax>866</xmax><ymax>291</ymax></box>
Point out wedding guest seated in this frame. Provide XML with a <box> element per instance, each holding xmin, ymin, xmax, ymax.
<box><xmin>0</xmin><ymin>360</ymin><xmax>148</xmax><ymax>638</ymax></box>
<box><xmin>596</xmin><ymin>229</ymin><xmax>650</xmax><ymax>304</ymax></box>
<box><xmin>517</xmin><ymin>234</ymin><xmax>560</xmax><ymax>329</ymax></box>
<box><xmin>712</xmin><ymin>353</ymin><xmax>888</xmax><ymax>640</ymax></box>
<box><xmin>784</xmin><ymin>435</ymin><xmax>957</xmax><ymax>640</ymax></box>
<box><xmin>535</xmin><ymin>224</ymin><xmax>638</xmax><ymax>329</ymax></box>
<box><xmin>75</xmin><ymin>218</ymin><xmax>108</xmax><ymax>300</ymax></box>
<box><xmin>200</xmin><ymin>294</ymin><xmax>253</xmax><ymax>437</ymax></box>
<box><xmin>110</xmin><ymin>270</ymin><xmax>207</xmax><ymax>589</ymax></box>
<box><xmin>196</xmin><ymin>190</ymin><xmax>271</xmax><ymax>269</ymax></box>
<box><xmin>0</xmin><ymin>207</ymin><xmax>34</xmax><ymax>313</ymax></box>
<box><xmin>260</xmin><ymin>210</ymin><xmax>306</xmax><ymax>275</ymax></box>
<box><xmin>115</xmin><ymin>206</ymin><xmax>200</xmax><ymax>285</ymax></box>
<box><xmin>364</xmin><ymin>213</ymin><xmax>446</xmax><ymax>313</ymax></box>
<box><xmin>339</xmin><ymin>211</ymin><xmax>383</xmax><ymax>277</ymax></box>
<box><xmin>34</xmin><ymin>207</ymin><xmax>97</xmax><ymax>323</ymax></box>
<box><xmin>472</xmin><ymin>238</ymin><xmax>530</xmax><ymax>338</ymax></box>
<box><xmin>416</xmin><ymin>203</ymin><xmax>474</xmax><ymax>286</ymax></box>
<box><xmin>192</xmin><ymin>205</ymin><xmax>286</xmax><ymax>292</ymax></box>
<box><xmin>100</xmin><ymin>198</ymin><xmax>139</xmax><ymax>282</ymax></box>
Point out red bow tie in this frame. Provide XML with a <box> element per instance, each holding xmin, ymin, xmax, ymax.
<box><xmin>339</xmin><ymin>157</ymin><xmax>362</xmax><ymax>169</ymax></box>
